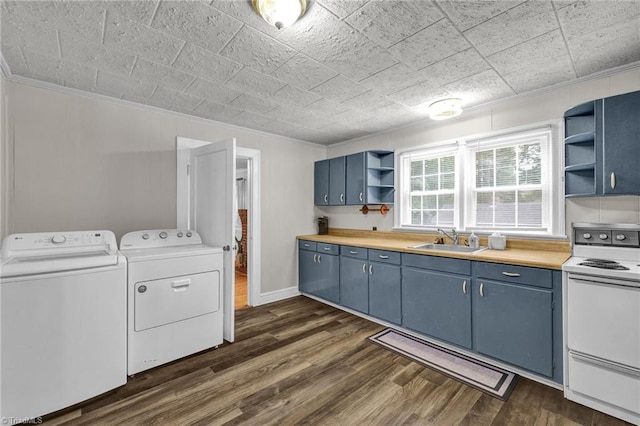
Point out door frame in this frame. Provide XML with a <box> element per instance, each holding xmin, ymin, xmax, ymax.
<box><xmin>176</xmin><ymin>138</ymin><xmax>261</xmax><ymax>308</ymax></box>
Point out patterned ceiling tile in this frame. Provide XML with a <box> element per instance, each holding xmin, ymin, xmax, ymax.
<box><xmin>270</xmin><ymin>54</ymin><xmax>338</xmax><ymax>91</ymax></box>
<box><xmin>172</xmin><ymin>43</ymin><xmax>242</xmax><ymax>83</ymax></box>
<box><xmin>419</xmin><ymin>48</ymin><xmax>491</xmax><ymax>87</ymax></box>
<box><xmin>219</xmin><ymin>25</ymin><xmax>296</xmax><ymax>74</ymax></box>
<box><xmin>59</xmin><ymin>32</ymin><xmax>136</xmax><ymax>78</ymax></box>
<box><xmin>130</xmin><ymin>58</ymin><xmax>196</xmax><ymax>91</ymax></box>
<box><xmin>268</xmin><ymin>84</ymin><xmax>323</xmax><ymax>107</ymax></box>
<box><xmin>315</xmin><ymin>0</ymin><xmax>369</xmax><ymax>19</ymax></box>
<box><xmin>358</xmin><ymin>63</ymin><xmax>429</xmax><ymax>95</ymax></box>
<box><xmin>184</xmin><ymin>78</ymin><xmax>242</xmax><ymax>104</ymax></box>
<box><xmin>442</xmin><ymin>69</ymin><xmax>515</xmax><ymax>105</ymax></box>
<box><xmin>311</xmin><ymin>75</ymin><xmax>370</xmax><ymax>103</ymax></box>
<box><xmin>436</xmin><ymin>0</ymin><xmax>525</xmax><ymax>31</ymax></box>
<box><xmin>98</xmin><ymin>0</ymin><xmax>159</xmax><ymax>26</ymax></box>
<box><xmin>96</xmin><ymin>69</ymin><xmax>157</xmax><ymax>99</ymax></box>
<box><xmin>557</xmin><ymin>0</ymin><xmax>640</xmax><ymax>40</ymax></box>
<box><xmin>228</xmin><ymin>93</ymin><xmax>280</xmax><ymax>114</ymax></box>
<box><xmin>224</xmin><ymin>67</ymin><xmax>287</xmax><ymax>98</ymax></box>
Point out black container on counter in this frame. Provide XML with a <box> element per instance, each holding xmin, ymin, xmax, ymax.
<box><xmin>318</xmin><ymin>216</ymin><xmax>329</xmax><ymax>235</ymax></box>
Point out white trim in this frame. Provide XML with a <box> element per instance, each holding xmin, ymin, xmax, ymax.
<box><xmin>0</xmin><ymin>53</ymin><xmax>11</xmax><ymax>78</ymax></box>
<box><xmin>259</xmin><ymin>286</ymin><xmax>300</xmax><ymax>306</ymax></box>
<box><xmin>236</xmin><ymin>147</ymin><xmax>261</xmax><ymax>308</ymax></box>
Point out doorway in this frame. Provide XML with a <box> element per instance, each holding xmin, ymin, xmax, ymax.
<box><xmin>235</xmin><ymin>158</ymin><xmax>248</xmax><ymax>309</ymax></box>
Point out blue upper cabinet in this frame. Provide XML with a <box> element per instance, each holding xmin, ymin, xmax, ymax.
<box><xmin>329</xmin><ymin>157</ymin><xmax>346</xmax><ymax>205</ymax></box>
<box><xmin>314</xmin><ymin>160</ymin><xmax>329</xmax><ymax>206</ymax></box>
<box><xmin>564</xmin><ymin>90</ymin><xmax>640</xmax><ymax>197</ymax></box>
<box><xmin>602</xmin><ymin>91</ymin><xmax>640</xmax><ymax>195</ymax></box>
<box><xmin>346</xmin><ymin>152</ymin><xmax>366</xmax><ymax>205</ymax></box>
<box><xmin>315</xmin><ymin>151</ymin><xmax>394</xmax><ymax>206</ymax></box>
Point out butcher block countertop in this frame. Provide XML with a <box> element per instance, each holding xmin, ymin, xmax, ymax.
<box><xmin>297</xmin><ymin>228</ymin><xmax>571</xmax><ymax>270</ymax></box>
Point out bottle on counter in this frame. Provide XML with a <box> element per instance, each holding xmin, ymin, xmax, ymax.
<box><xmin>468</xmin><ymin>231</ymin><xmax>479</xmax><ymax>248</ymax></box>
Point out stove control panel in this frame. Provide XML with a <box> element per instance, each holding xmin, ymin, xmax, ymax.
<box><xmin>574</xmin><ymin>224</ymin><xmax>640</xmax><ymax>247</ymax></box>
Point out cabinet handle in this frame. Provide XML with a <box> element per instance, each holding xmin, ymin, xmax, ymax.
<box><xmin>610</xmin><ymin>172</ymin><xmax>616</xmax><ymax>189</ymax></box>
<box><xmin>359</xmin><ymin>192</ymin><xmax>363</xmax><ymax>202</ymax></box>
<box><xmin>462</xmin><ymin>280</ymin><xmax>467</xmax><ymax>294</ymax></box>
<box><xmin>323</xmin><ymin>247</ymin><xmax>331</xmax><ymax>251</ymax></box>
<box><xmin>480</xmin><ymin>282</ymin><xmax>484</xmax><ymax>297</ymax></box>
<box><xmin>501</xmin><ymin>272</ymin><xmax>520</xmax><ymax>277</ymax></box>
<box><xmin>313</xmin><ymin>254</ymin><xmax>317</xmax><ymax>262</ymax></box>
<box><xmin>369</xmin><ymin>264</ymin><xmax>374</xmax><ymax>275</ymax></box>
<box><xmin>317</xmin><ymin>255</ymin><xmax>321</xmax><ymax>263</ymax></box>
<box><xmin>304</xmin><ymin>243</ymin><xmax>310</xmax><ymax>247</ymax></box>
<box><xmin>324</xmin><ymin>194</ymin><xmax>328</xmax><ymax>203</ymax></box>
<box><xmin>378</xmin><ymin>255</ymin><xmax>389</xmax><ymax>259</ymax></box>
<box><xmin>350</xmin><ymin>250</ymin><xmax>358</xmax><ymax>254</ymax></box>
<box><xmin>362</xmin><ymin>263</ymin><xmax>367</xmax><ymax>274</ymax></box>
<box><xmin>340</xmin><ymin>193</ymin><xmax>344</xmax><ymax>202</ymax></box>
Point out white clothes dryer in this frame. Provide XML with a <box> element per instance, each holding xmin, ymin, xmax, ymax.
<box><xmin>119</xmin><ymin>229</ymin><xmax>223</xmax><ymax>375</ymax></box>
<box><xmin>0</xmin><ymin>230</ymin><xmax>127</xmax><ymax>421</ymax></box>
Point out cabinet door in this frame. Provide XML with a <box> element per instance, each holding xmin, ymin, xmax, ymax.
<box><xmin>473</xmin><ymin>280</ymin><xmax>553</xmax><ymax>376</ymax></box>
<box><xmin>346</xmin><ymin>152</ymin><xmax>366</xmax><ymax>205</ymax></box>
<box><xmin>298</xmin><ymin>249</ymin><xmax>318</xmax><ymax>294</ymax></box>
<box><xmin>369</xmin><ymin>262</ymin><xmax>401</xmax><ymax>324</ymax></box>
<box><xmin>402</xmin><ymin>268</ymin><xmax>471</xmax><ymax>349</ymax></box>
<box><xmin>314</xmin><ymin>160</ymin><xmax>329</xmax><ymax>205</ymax></box>
<box><xmin>340</xmin><ymin>256</ymin><xmax>369</xmax><ymax>313</ymax></box>
<box><xmin>603</xmin><ymin>91</ymin><xmax>640</xmax><ymax>195</ymax></box>
<box><xmin>316</xmin><ymin>253</ymin><xmax>340</xmax><ymax>303</ymax></box>
<box><xmin>329</xmin><ymin>157</ymin><xmax>346</xmax><ymax>205</ymax></box>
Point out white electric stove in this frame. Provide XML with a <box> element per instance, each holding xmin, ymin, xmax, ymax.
<box><xmin>562</xmin><ymin>223</ymin><xmax>640</xmax><ymax>424</ymax></box>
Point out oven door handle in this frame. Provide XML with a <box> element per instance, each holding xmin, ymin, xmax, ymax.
<box><xmin>569</xmin><ymin>351</ymin><xmax>640</xmax><ymax>377</ymax></box>
<box><xmin>568</xmin><ymin>274</ymin><xmax>640</xmax><ymax>289</ymax></box>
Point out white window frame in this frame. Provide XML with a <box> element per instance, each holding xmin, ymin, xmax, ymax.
<box><xmin>394</xmin><ymin>122</ymin><xmax>565</xmax><ymax>237</ymax></box>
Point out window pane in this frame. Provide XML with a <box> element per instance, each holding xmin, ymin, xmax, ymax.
<box><xmin>476</xmin><ymin>150</ymin><xmax>494</xmax><ymax>169</ymax></box>
<box><xmin>411</xmin><ymin>177</ymin><xmax>423</xmax><ymax>191</ymax></box>
<box><xmin>424</xmin><ymin>159</ymin><xmax>438</xmax><ymax>175</ymax></box>
<box><xmin>496</xmin><ymin>147</ymin><xmax>516</xmax><ymax>166</ymax></box>
<box><xmin>441</xmin><ymin>156</ymin><xmax>455</xmax><ymax>173</ymax></box>
<box><xmin>422</xmin><ymin>211</ymin><xmax>437</xmax><ymax>225</ymax></box>
<box><xmin>496</xmin><ymin>166</ymin><xmax>516</xmax><ymax>186</ymax></box>
<box><xmin>439</xmin><ymin>210</ymin><xmax>454</xmax><ymax>226</ymax></box>
<box><xmin>411</xmin><ymin>196</ymin><xmax>421</xmax><ymax>209</ymax></box>
<box><xmin>423</xmin><ymin>195</ymin><xmax>437</xmax><ymax>209</ymax></box>
<box><xmin>518</xmin><ymin>190</ymin><xmax>542</xmax><ymax>226</ymax></box>
<box><xmin>410</xmin><ymin>160</ymin><xmax>423</xmax><ymax>177</ymax></box>
<box><xmin>425</xmin><ymin>175</ymin><xmax>438</xmax><ymax>190</ymax></box>
<box><xmin>519</xmin><ymin>143</ymin><xmax>541</xmax><ymax>185</ymax></box>
<box><xmin>411</xmin><ymin>210</ymin><xmax>422</xmax><ymax>225</ymax></box>
<box><xmin>495</xmin><ymin>191</ymin><xmax>516</xmax><ymax>226</ymax></box>
<box><xmin>441</xmin><ymin>172</ymin><xmax>455</xmax><ymax>190</ymax></box>
<box><xmin>439</xmin><ymin>193</ymin><xmax>454</xmax><ymax>209</ymax></box>
<box><xmin>476</xmin><ymin>192</ymin><xmax>494</xmax><ymax>226</ymax></box>
<box><xmin>476</xmin><ymin>168</ymin><xmax>494</xmax><ymax>187</ymax></box>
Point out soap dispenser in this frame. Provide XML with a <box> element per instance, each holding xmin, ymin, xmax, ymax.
<box><xmin>468</xmin><ymin>231</ymin><xmax>479</xmax><ymax>248</ymax></box>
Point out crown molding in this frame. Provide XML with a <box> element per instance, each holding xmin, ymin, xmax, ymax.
<box><xmin>0</xmin><ymin>52</ymin><xmax>12</xmax><ymax>78</ymax></box>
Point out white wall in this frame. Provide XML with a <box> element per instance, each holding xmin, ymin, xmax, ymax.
<box><xmin>3</xmin><ymin>80</ymin><xmax>325</xmax><ymax>294</ymax></box>
<box><xmin>325</xmin><ymin>67</ymin><xmax>640</xmax><ymax>236</ymax></box>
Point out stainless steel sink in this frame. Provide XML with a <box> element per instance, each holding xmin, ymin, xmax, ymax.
<box><xmin>409</xmin><ymin>243</ymin><xmax>487</xmax><ymax>253</ymax></box>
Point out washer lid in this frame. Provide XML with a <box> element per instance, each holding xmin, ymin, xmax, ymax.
<box><xmin>1</xmin><ymin>230</ymin><xmax>119</xmax><ymax>277</ymax></box>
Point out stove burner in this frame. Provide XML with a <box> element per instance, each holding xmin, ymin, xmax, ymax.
<box><xmin>578</xmin><ymin>260</ymin><xmax>630</xmax><ymax>270</ymax></box>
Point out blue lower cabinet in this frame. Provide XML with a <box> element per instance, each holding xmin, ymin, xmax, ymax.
<box><xmin>473</xmin><ymin>280</ymin><xmax>553</xmax><ymax>377</ymax></box>
<box><xmin>298</xmin><ymin>242</ymin><xmax>339</xmax><ymax>303</ymax></box>
<box><xmin>402</xmin><ymin>267</ymin><xmax>471</xmax><ymax>349</ymax></box>
<box><xmin>340</xmin><ymin>256</ymin><xmax>369</xmax><ymax>313</ymax></box>
<box><xmin>369</xmin><ymin>261</ymin><xmax>401</xmax><ymax>325</ymax></box>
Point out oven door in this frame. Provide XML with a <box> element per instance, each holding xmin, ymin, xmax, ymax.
<box><xmin>567</xmin><ymin>273</ymin><xmax>640</xmax><ymax>369</ymax></box>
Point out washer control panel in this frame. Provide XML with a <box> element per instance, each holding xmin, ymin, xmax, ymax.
<box><xmin>119</xmin><ymin>229</ymin><xmax>202</xmax><ymax>249</ymax></box>
<box><xmin>1</xmin><ymin>230</ymin><xmax>117</xmax><ymax>254</ymax></box>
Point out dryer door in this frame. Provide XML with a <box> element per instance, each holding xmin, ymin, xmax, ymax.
<box><xmin>134</xmin><ymin>271</ymin><xmax>220</xmax><ymax>332</ymax></box>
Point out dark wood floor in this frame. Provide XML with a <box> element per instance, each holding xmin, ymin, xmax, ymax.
<box><xmin>44</xmin><ymin>296</ymin><xmax>629</xmax><ymax>425</ymax></box>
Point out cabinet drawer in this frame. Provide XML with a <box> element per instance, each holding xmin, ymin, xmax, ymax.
<box><xmin>299</xmin><ymin>240</ymin><xmax>317</xmax><ymax>251</ymax></box>
<box><xmin>341</xmin><ymin>245</ymin><xmax>368</xmax><ymax>259</ymax></box>
<box><xmin>369</xmin><ymin>249</ymin><xmax>401</xmax><ymax>265</ymax></box>
<box><xmin>317</xmin><ymin>243</ymin><xmax>339</xmax><ymax>255</ymax></box>
<box><xmin>477</xmin><ymin>262</ymin><xmax>552</xmax><ymax>289</ymax></box>
<box><xmin>403</xmin><ymin>253</ymin><xmax>471</xmax><ymax>276</ymax></box>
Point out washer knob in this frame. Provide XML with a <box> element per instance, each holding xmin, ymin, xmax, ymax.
<box><xmin>51</xmin><ymin>235</ymin><xmax>66</xmax><ymax>244</ymax></box>
<box><xmin>159</xmin><ymin>231</ymin><xmax>168</xmax><ymax>239</ymax></box>
<box><xmin>177</xmin><ymin>232</ymin><xmax>183</xmax><ymax>238</ymax></box>
<box><xmin>598</xmin><ymin>233</ymin><xmax>609</xmax><ymax>240</ymax></box>
<box><xmin>615</xmin><ymin>234</ymin><xmax>626</xmax><ymax>241</ymax></box>
<box><xmin>186</xmin><ymin>231</ymin><xmax>192</xmax><ymax>238</ymax></box>
<box><xmin>582</xmin><ymin>233</ymin><xmax>592</xmax><ymax>239</ymax></box>
<box><xmin>142</xmin><ymin>233</ymin><xmax>149</xmax><ymax>240</ymax></box>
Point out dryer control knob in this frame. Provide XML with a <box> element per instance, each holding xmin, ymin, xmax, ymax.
<box><xmin>582</xmin><ymin>233</ymin><xmax>592</xmax><ymax>239</ymax></box>
<box><xmin>177</xmin><ymin>232</ymin><xmax>183</xmax><ymax>238</ymax></box>
<box><xmin>598</xmin><ymin>233</ymin><xmax>609</xmax><ymax>240</ymax></box>
<box><xmin>142</xmin><ymin>233</ymin><xmax>149</xmax><ymax>240</ymax></box>
<box><xmin>159</xmin><ymin>231</ymin><xmax>168</xmax><ymax>239</ymax></box>
<box><xmin>186</xmin><ymin>231</ymin><xmax>192</xmax><ymax>238</ymax></box>
<box><xmin>615</xmin><ymin>234</ymin><xmax>626</xmax><ymax>241</ymax></box>
<box><xmin>51</xmin><ymin>235</ymin><xmax>66</xmax><ymax>244</ymax></box>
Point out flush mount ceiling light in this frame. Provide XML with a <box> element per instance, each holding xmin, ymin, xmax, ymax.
<box><xmin>428</xmin><ymin>98</ymin><xmax>463</xmax><ymax>120</ymax></box>
<box><xmin>252</xmin><ymin>0</ymin><xmax>307</xmax><ymax>30</ymax></box>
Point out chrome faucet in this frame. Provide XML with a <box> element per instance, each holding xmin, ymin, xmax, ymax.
<box><xmin>437</xmin><ymin>228</ymin><xmax>459</xmax><ymax>245</ymax></box>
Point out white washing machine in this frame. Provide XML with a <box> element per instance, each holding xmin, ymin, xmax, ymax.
<box><xmin>0</xmin><ymin>230</ymin><xmax>127</xmax><ymax>421</ymax></box>
<box><xmin>119</xmin><ymin>229</ymin><xmax>223</xmax><ymax>375</ymax></box>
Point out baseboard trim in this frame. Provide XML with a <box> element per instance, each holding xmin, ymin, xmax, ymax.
<box><xmin>258</xmin><ymin>286</ymin><xmax>300</xmax><ymax>306</ymax></box>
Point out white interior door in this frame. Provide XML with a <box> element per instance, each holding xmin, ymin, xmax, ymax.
<box><xmin>187</xmin><ymin>138</ymin><xmax>236</xmax><ymax>342</ymax></box>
